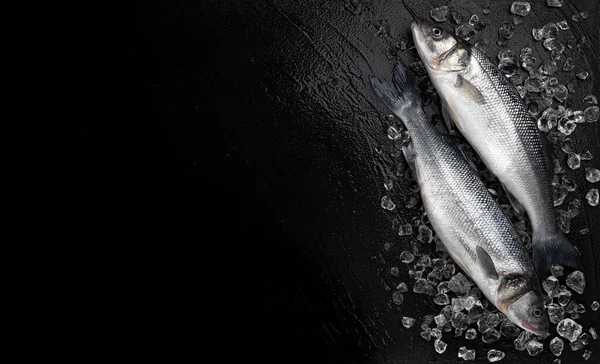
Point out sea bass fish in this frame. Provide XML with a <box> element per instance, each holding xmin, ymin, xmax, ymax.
<box><xmin>370</xmin><ymin>61</ymin><xmax>549</xmax><ymax>335</ymax></box>
<box><xmin>411</xmin><ymin>19</ymin><xmax>580</xmax><ymax>276</ymax></box>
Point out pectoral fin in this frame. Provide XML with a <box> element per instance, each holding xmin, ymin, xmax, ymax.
<box><xmin>476</xmin><ymin>246</ymin><xmax>498</xmax><ymax>280</ymax></box>
<box><xmin>454</xmin><ymin>75</ymin><xmax>486</xmax><ymax>105</ymax></box>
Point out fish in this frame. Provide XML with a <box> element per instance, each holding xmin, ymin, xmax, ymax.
<box><xmin>370</xmin><ymin>61</ymin><xmax>549</xmax><ymax>335</ymax></box>
<box><xmin>410</xmin><ymin>19</ymin><xmax>580</xmax><ymax>276</ymax></box>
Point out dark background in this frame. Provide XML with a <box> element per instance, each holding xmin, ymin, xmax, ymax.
<box><xmin>137</xmin><ymin>1</ymin><xmax>600</xmax><ymax>362</ymax></box>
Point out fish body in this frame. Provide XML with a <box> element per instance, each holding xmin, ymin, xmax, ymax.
<box><xmin>411</xmin><ymin>19</ymin><xmax>580</xmax><ymax>276</ymax></box>
<box><xmin>370</xmin><ymin>62</ymin><xmax>548</xmax><ymax>335</ymax></box>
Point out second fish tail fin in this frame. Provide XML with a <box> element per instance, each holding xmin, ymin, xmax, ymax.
<box><xmin>532</xmin><ymin>232</ymin><xmax>581</xmax><ymax>277</ymax></box>
<box><xmin>370</xmin><ymin>62</ymin><xmax>422</xmax><ymax>122</ymax></box>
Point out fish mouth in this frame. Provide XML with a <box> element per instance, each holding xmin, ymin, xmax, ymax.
<box><xmin>521</xmin><ymin>320</ymin><xmax>549</xmax><ymax>336</ymax></box>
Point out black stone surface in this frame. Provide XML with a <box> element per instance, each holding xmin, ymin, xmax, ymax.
<box><xmin>137</xmin><ymin>0</ymin><xmax>600</xmax><ymax>362</ymax></box>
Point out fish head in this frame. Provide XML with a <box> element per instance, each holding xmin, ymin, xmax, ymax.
<box><xmin>411</xmin><ymin>19</ymin><xmax>470</xmax><ymax>72</ymax></box>
<box><xmin>499</xmin><ymin>275</ymin><xmax>549</xmax><ymax>335</ymax></box>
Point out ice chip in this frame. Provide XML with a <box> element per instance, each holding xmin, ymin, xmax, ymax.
<box><xmin>566</xmin><ymin>271</ymin><xmax>586</xmax><ymax>294</ymax></box>
<box><xmin>467</xmin><ymin>305</ymin><xmax>485</xmax><ymax>324</ymax></box>
<box><xmin>556</xmin><ymin>318</ymin><xmax>583</xmax><ymax>342</ymax></box>
<box><xmin>556</xmin><ymin>209</ymin><xmax>570</xmax><ymax>233</ymax></box>
<box><xmin>434</xmin><ymin>313</ymin><xmax>447</xmax><ymax>327</ymax></box>
<box><xmin>421</xmin><ymin>314</ymin><xmax>435</xmax><ymax>330</ymax></box>
<box><xmin>583</xmin><ymin>95</ymin><xmax>597</xmax><ymax>104</ymax></box>
<box><xmin>434</xmin><ymin>338</ymin><xmax>447</xmax><ymax>354</ymax></box>
<box><xmin>570</xmin><ymin>338</ymin><xmax>585</xmax><ymax>351</ymax></box>
<box><xmin>498</xmin><ymin>57</ymin><xmax>518</xmax><ymax>76</ymax></box>
<box><xmin>381</xmin><ymin>196</ymin><xmax>396</xmax><ymax>210</ymax></box>
<box><xmin>567</xmin><ymin>153</ymin><xmax>581</xmax><ymax>170</ymax></box>
<box><xmin>465</xmin><ymin>328</ymin><xmax>477</xmax><ymax>340</ymax></box>
<box><xmin>400</xmin><ymin>251</ymin><xmax>415</xmax><ymax>263</ymax></box>
<box><xmin>420</xmin><ymin>327</ymin><xmax>432</xmax><ymax>341</ymax></box>
<box><xmin>584</xmin><ymin>106</ymin><xmax>599</xmax><ymax>122</ymax></box>
<box><xmin>586</xmin><ymin>189</ymin><xmax>599</xmax><ymax>206</ymax></box>
<box><xmin>515</xmin><ymin>330</ymin><xmax>532</xmax><ymax>351</ymax></box>
<box><xmin>547</xmin><ymin>0</ymin><xmax>564</xmax><ymax>7</ymax></box>
<box><xmin>590</xmin><ymin>327</ymin><xmax>598</xmax><ymax>339</ymax></box>
<box><xmin>477</xmin><ymin>313</ymin><xmax>502</xmax><ymax>333</ymax></box>
<box><xmin>526</xmin><ymin>340</ymin><xmax>543</xmax><ymax>356</ymax></box>
<box><xmin>464</xmin><ymin>349</ymin><xmax>476</xmax><ymax>361</ymax></box>
<box><xmin>532</xmin><ymin>28</ymin><xmax>544</xmax><ymax>41</ymax></box>
<box><xmin>550</xmin><ymin>336</ymin><xmax>564</xmax><ymax>356</ymax></box>
<box><xmin>430</xmin><ymin>6</ymin><xmax>449</xmax><ymax>22</ymax></box>
<box><xmin>568</xmin><ymin>199</ymin><xmax>581</xmax><ymax>218</ymax></box>
<box><xmin>591</xmin><ymin>301</ymin><xmax>599</xmax><ymax>311</ymax></box>
<box><xmin>482</xmin><ymin>329</ymin><xmax>501</xmax><ymax>343</ymax></box>
<box><xmin>562</xmin><ymin>57</ymin><xmax>574</xmax><ymax>72</ymax></box>
<box><xmin>548</xmin><ymin>304</ymin><xmax>565</xmax><ymax>324</ymax></box>
<box><xmin>543</xmin><ymin>38</ymin><xmax>558</xmax><ymax>51</ymax></box>
<box><xmin>553</xmin><ymin>359</ymin><xmax>561</xmax><ymax>364</ymax></box>
<box><xmin>557</xmin><ymin>118</ymin><xmax>575</xmax><ymax>135</ymax></box>
<box><xmin>458</xmin><ymin>346</ymin><xmax>467</xmax><ymax>358</ymax></box>
<box><xmin>437</xmin><ymin>281</ymin><xmax>449</xmax><ymax>294</ymax></box>
<box><xmin>487</xmin><ymin>349</ymin><xmax>505</xmax><ymax>362</ymax></box>
<box><xmin>498</xmin><ymin>22</ymin><xmax>514</xmax><ymax>40</ymax></box>
<box><xmin>417</xmin><ymin>225</ymin><xmax>433</xmax><ymax>243</ymax></box>
<box><xmin>442</xmin><ymin>263</ymin><xmax>455</xmax><ymax>279</ymax></box>
<box><xmin>398</xmin><ymin>223</ymin><xmax>413</xmax><ymax>236</ymax></box>
<box><xmin>416</xmin><ymin>255</ymin><xmax>432</xmax><ymax>268</ymax></box>
<box><xmin>561</xmin><ymin>175</ymin><xmax>577</xmax><ymax>192</ymax></box>
<box><xmin>452</xmin><ymin>297</ymin><xmax>465</xmax><ymax>312</ymax></box>
<box><xmin>463</xmin><ymin>296</ymin><xmax>476</xmax><ymax>311</ymax></box>
<box><xmin>456</xmin><ymin>24</ymin><xmax>476</xmax><ymax>41</ymax></box>
<box><xmin>542</xmin><ymin>23</ymin><xmax>559</xmax><ymax>39</ymax></box>
<box><xmin>540</xmin><ymin>60</ymin><xmax>558</xmax><ymax>75</ymax></box>
<box><xmin>577</xmin><ymin>71</ymin><xmax>589</xmax><ymax>80</ymax></box>
<box><xmin>561</xmin><ymin>138</ymin><xmax>574</xmax><ymax>153</ymax></box>
<box><xmin>500</xmin><ymin>319</ymin><xmax>521</xmax><ymax>338</ymax></box>
<box><xmin>434</xmin><ymin>293</ymin><xmax>450</xmax><ymax>305</ymax></box>
<box><xmin>431</xmin><ymin>327</ymin><xmax>442</xmax><ymax>338</ymax></box>
<box><xmin>511</xmin><ymin>2</ymin><xmax>531</xmax><ymax>16</ymax></box>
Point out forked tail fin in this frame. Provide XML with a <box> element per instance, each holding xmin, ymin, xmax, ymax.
<box><xmin>532</xmin><ymin>232</ymin><xmax>580</xmax><ymax>277</ymax></box>
<box><xmin>369</xmin><ymin>62</ymin><xmax>422</xmax><ymax>122</ymax></box>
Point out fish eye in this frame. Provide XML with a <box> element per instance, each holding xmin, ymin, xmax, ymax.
<box><xmin>432</xmin><ymin>27</ymin><xmax>443</xmax><ymax>38</ymax></box>
<box><xmin>532</xmin><ymin>308</ymin><xmax>542</xmax><ymax>317</ymax></box>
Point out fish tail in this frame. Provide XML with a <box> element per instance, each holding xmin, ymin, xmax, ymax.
<box><xmin>532</xmin><ymin>232</ymin><xmax>580</xmax><ymax>277</ymax></box>
<box><xmin>370</xmin><ymin>61</ymin><xmax>422</xmax><ymax>122</ymax></box>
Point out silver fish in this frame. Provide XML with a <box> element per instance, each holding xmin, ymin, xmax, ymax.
<box><xmin>411</xmin><ymin>19</ymin><xmax>580</xmax><ymax>276</ymax></box>
<box><xmin>370</xmin><ymin>62</ymin><xmax>549</xmax><ymax>335</ymax></box>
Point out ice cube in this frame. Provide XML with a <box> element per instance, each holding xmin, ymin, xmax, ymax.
<box><xmin>592</xmin><ymin>301</ymin><xmax>599</xmax><ymax>311</ymax></box>
<box><xmin>417</xmin><ymin>225</ymin><xmax>433</xmax><ymax>243</ymax></box>
<box><xmin>590</xmin><ymin>327</ymin><xmax>598</xmax><ymax>339</ymax></box>
<box><xmin>432</xmin><ymin>327</ymin><xmax>442</xmax><ymax>338</ymax></box>
<box><xmin>397</xmin><ymin>282</ymin><xmax>408</xmax><ymax>292</ymax></box>
<box><xmin>498</xmin><ymin>57</ymin><xmax>518</xmax><ymax>76</ymax></box>
<box><xmin>567</xmin><ymin>153</ymin><xmax>581</xmax><ymax>170</ymax></box>
<box><xmin>543</xmin><ymin>276</ymin><xmax>560</xmax><ymax>296</ymax></box>
<box><xmin>428</xmin><ymin>269</ymin><xmax>442</xmax><ymax>285</ymax></box>
<box><xmin>467</xmin><ymin>305</ymin><xmax>485</xmax><ymax>324</ymax></box>
<box><xmin>570</xmin><ymin>337</ymin><xmax>585</xmax><ymax>351</ymax></box>
<box><xmin>549</xmin><ymin>304</ymin><xmax>566</xmax><ymax>324</ymax></box>
<box><xmin>553</xmin><ymin>85</ymin><xmax>569</xmax><ymax>103</ymax></box>
<box><xmin>557</xmin><ymin>318</ymin><xmax>583</xmax><ymax>342</ymax></box>
<box><xmin>430</xmin><ymin>6</ymin><xmax>449</xmax><ymax>22</ymax></box>
<box><xmin>475</xmin><ymin>39</ymin><xmax>489</xmax><ymax>52</ymax></box>
<box><xmin>553</xmin><ymin>185</ymin><xmax>567</xmax><ymax>206</ymax></box>
<box><xmin>463</xmin><ymin>296</ymin><xmax>476</xmax><ymax>310</ymax></box>
<box><xmin>451</xmin><ymin>10</ymin><xmax>463</xmax><ymax>25</ymax></box>
<box><xmin>557</xmin><ymin>118</ymin><xmax>575</xmax><ymax>135</ymax></box>
<box><xmin>566</xmin><ymin>271</ymin><xmax>586</xmax><ymax>294</ymax></box>
<box><xmin>381</xmin><ymin>196</ymin><xmax>396</xmax><ymax>210</ymax></box>
<box><xmin>568</xmin><ymin>199</ymin><xmax>581</xmax><ymax>218</ymax></box>
<box><xmin>452</xmin><ymin>297</ymin><xmax>465</xmax><ymax>312</ymax></box>
<box><xmin>458</xmin><ymin>346</ymin><xmax>467</xmax><ymax>358</ymax></box>
<box><xmin>511</xmin><ymin>2</ymin><xmax>531</xmax><ymax>16</ymax></box>
<box><xmin>414</xmin><ymin>278</ymin><xmax>436</xmax><ymax>295</ymax></box>
<box><xmin>540</xmin><ymin>60</ymin><xmax>558</xmax><ymax>75</ymax></box>
<box><xmin>551</xmin><ymin>264</ymin><xmax>564</xmax><ymax>277</ymax></box>
<box><xmin>543</xmin><ymin>38</ymin><xmax>558</xmax><ymax>51</ymax></box>
<box><xmin>469</xmin><ymin>14</ymin><xmax>485</xmax><ymax>30</ymax></box>
<box><xmin>437</xmin><ymin>281</ymin><xmax>449</xmax><ymax>294</ymax></box>
<box><xmin>392</xmin><ymin>290</ymin><xmax>404</xmax><ymax>305</ymax></box>
<box><xmin>487</xmin><ymin>349</ymin><xmax>505</xmax><ymax>362</ymax></box>
<box><xmin>577</xmin><ymin>71</ymin><xmax>589</xmax><ymax>80</ymax></box>
<box><xmin>452</xmin><ymin>312</ymin><xmax>468</xmax><ymax>329</ymax></box>
<box><xmin>449</xmin><ymin>273</ymin><xmax>471</xmax><ymax>295</ymax></box>
<box><xmin>434</xmin><ymin>293</ymin><xmax>450</xmax><ymax>305</ymax></box>
<box><xmin>547</xmin><ymin>0</ymin><xmax>564</xmax><ymax>7</ymax></box>
<box><xmin>421</xmin><ymin>314</ymin><xmax>434</xmax><ymax>330</ymax></box>
<box><xmin>514</xmin><ymin>330</ymin><xmax>532</xmax><ymax>351</ymax></box>
<box><xmin>398</xmin><ymin>223</ymin><xmax>413</xmax><ymax>236</ymax></box>
<box><xmin>434</xmin><ymin>338</ymin><xmax>447</xmax><ymax>353</ymax></box>
<box><xmin>416</xmin><ymin>255</ymin><xmax>432</xmax><ymax>268</ymax></box>
<box><xmin>584</xmin><ymin>106</ymin><xmax>599</xmax><ymax>122</ymax></box>
<box><xmin>421</xmin><ymin>327</ymin><xmax>432</xmax><ymax>341</ymax></box>
<box><xmin>442</xmin><ymin>263</ymin><xmax>455</xmax><ymax>278</ymax></box>
<box><xmin>465</xmin><ymin>328</ymin><xmax>477</xmax><ymax>340</ymax></box>
<box><xmin>583</xmin><ymin>350</ymin><xmax>591</xmax><ymax>360</ymax></box>
<box><xmin>584</xmin><ymin>95</ymin><xmax>597</xmax><ymax>104</ymax></box>
<box><xmin>586</xmin><ymin>189</ymin><xmax>599</xmax><ymax>206</ymax></box>
<box><xmin>526</xmin><ymin>340</ymin><xmax>543</xmax><ymax>356</ymax></box>
<box><xmin>553</xmin><ymin>359</ymin><xmax>561</xmax><ymax>364</ymax></box>
<box><xmin>561</xmin><ymin>175</ymin><xmax>577</xmax><ymax>192</ymax></box>
<box><xmin>557</xmin><ymin>20</ymin><xmax>569</xmax><ymax>30</ymax></box>
<box><xmin>400</xmin><ymin>251</ymin><xmax>415</xmax><ymax>263</ymax></box>
<box><xmin>390</xmin><ymin>267</ymin><xmax>399</xmax><ymax>277</ymax></box>
<box><xmin>557</xmin><ymin>285</ymin><xmax>572</xmax><ymax>306</ymax></box>
<box><xmin>482</xmin><ymin>329</ymin><xmax>501</xmax><ymax>343</ymax></box>
<box><xmin>498</xmin><ymin>22</ymin><xmax>514</xmax><ymax>39</ymax></box>
<box><xmin>500</xmin><ymin>319</ymin><xmax>521</xmax><ymax>338</ymax></box>
<box><xmin>550</xmin><ymin>336</ymin><xmax>564</xmax><ymax>356</ymax></box>
<box><xmin>456</xmin><ymin>24</ymin><xmax>476</xmax><ymax>41</ymax></box>
<box><xmin>455</xmin><ymin>328</ymin><xmax>465</xmax><ymax>337</ymax></box>
<box><xmin>542</xmin><ymin>23</ymin><xmax>559</xmax><ymax>38</ymax></box>
<box><xmin>477</xmin><ymin>313</ymin><xmax>502</xmax><ymax>333</ymax></box>
<box><xmin>561</xmin><ymin>138</ymin><xmax>574</xmax><ymax>153</ymax></box>
<box><xmin>532</xmin><ymin>28</ymin><xmax>544</xmax><ymax>41</ymax></box>
<box><xmin>581</xmin><ymin>150</ymin><xmax>593</xmax><ymax>160</ymax></box>
<box><xmin>562</xmin><ymin>57</ymin><xmax>574</xmax><ymax>71</ymax></box>
<box><xmin>464</xmin><ymin>349</ymin><xmax>476</xmax><ymax>361</ymax></box>
<box><xmin>402</xmin><ymin>316</ymin><xmax>416</xmax><ymax>328</ymax></box>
